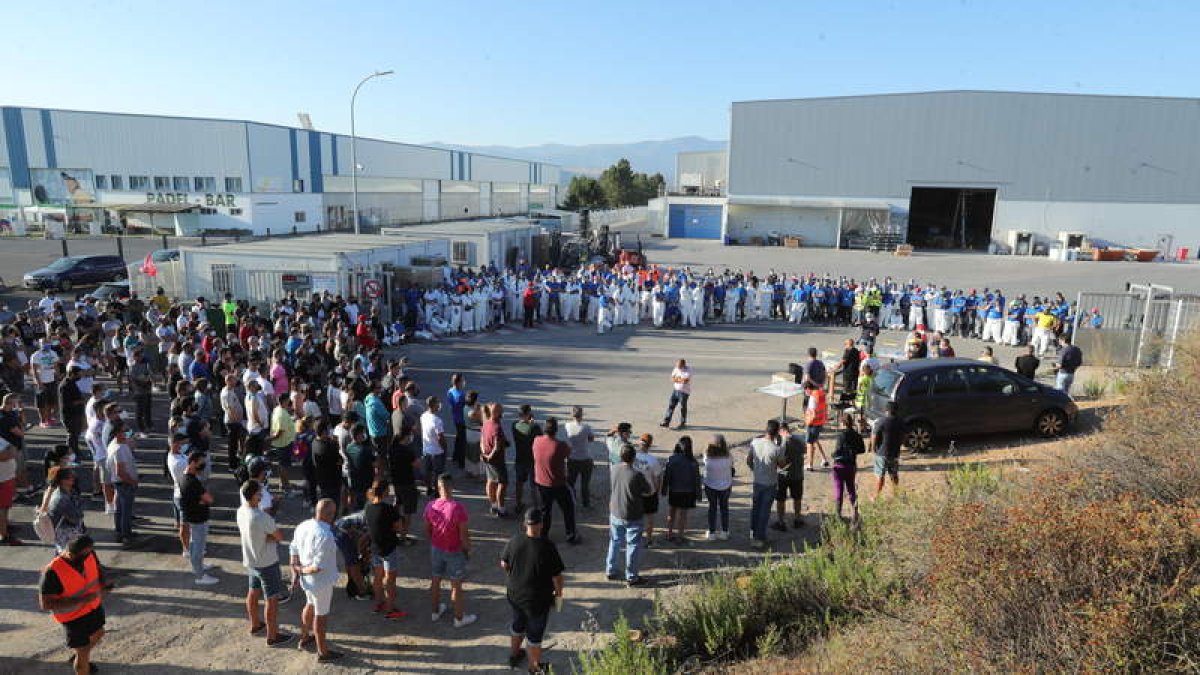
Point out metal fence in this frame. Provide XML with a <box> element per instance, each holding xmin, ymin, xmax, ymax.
<box><xmin>587</xmin><ymin>206</ymin><xmax>647</xmax><ymax>228</ymax></box>
<box><xmin>1075</xmin><ymin>285</ymin><xmax>1200</xmax><ymax>368</ymax></box>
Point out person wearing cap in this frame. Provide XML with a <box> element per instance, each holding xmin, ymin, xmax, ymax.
<box><xmin>606</xmin><ymin>422</ymin><xmax>633</xmax><ymax>466</ymax></box>
<box><xmin>166</xmin><ymin>432</ymin><xmax>193</xmax><ymax>555</ymax></box>
<box><xmin>501</xmin><ymin>507</ymin><xmax>565</xmax><ymax>674</ymax></box>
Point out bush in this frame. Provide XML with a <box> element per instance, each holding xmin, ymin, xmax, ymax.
<box><xmin>1081</xmin><ymin>378</ymin><xmax>1107</xmax><ymax>399</ymax></box>
<box><xmin>922</xmin><ymin>492</ymin><xmax>1200</xmax><ymax>672</ymax></box>
<box><xmin>576</xmin><ymin>615</ymin><xmax>668</xmax><ymax>675</ymax></box>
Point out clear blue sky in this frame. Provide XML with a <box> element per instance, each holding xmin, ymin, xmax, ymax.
<box><xmin>3</xmin><ymin>1</ymin><xmax>1197</xmax><ymax>146</ymax></box>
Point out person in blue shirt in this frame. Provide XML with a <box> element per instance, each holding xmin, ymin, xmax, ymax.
<box><xmin>950</xmin><ymin>291</ymin><xmax>967</xmax><ymax>337</ymax></box>
<box><xmin>788</xmin><ymin>284</ymin><xmax>807</xmax><ymax>323</ymax></box>
<box><xmin>364</xmin><ymin>380</ymin><xmax>390</xmax><ymax>445</ymax></box>
<box><xmin>446</xmin><ymin>373</ymin><xmax>468</xmax><ymax>470</ymax></box>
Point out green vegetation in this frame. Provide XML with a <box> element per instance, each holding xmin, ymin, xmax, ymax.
<box><xmin>562</xmin><ymin>158</ymin><xmax>665</xmax><ymax>209</ymax></box>
<box><xmin>579</xmin><ymin>342</ymin><xmax>1200</xmax><ymax>673</ymax></box>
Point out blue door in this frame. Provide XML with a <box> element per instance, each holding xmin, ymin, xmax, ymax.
<box><xmin>668</xmin><ymin>204</ymin><xmax>722</xmax><ymax>239</ymax></box>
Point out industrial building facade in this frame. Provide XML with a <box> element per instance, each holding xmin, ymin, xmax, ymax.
<box><xmin>0</xmin><ymin>106</ymin><xmax>559</xmax><ymax>236</ymax></box>
<box><xmin>658</xmin><ymin>91</ymin><xmax>1200</xmax><ymax>255</ymax></box>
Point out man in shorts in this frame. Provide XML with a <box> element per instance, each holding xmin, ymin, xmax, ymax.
<box><xmin>39</xmin><ymin>535</ymin><xmax>110</xmax><ymax>675</ymax></box>
<box><xmin>29</xmin><ymin>338</ymin><xmax>60</xmax><ymax>427</ymax></box>
<box><xmin>267</xmin><ymin>394</ymin><xmax>297</xmax><ymax>496</ymax></box>
<box><xmin>803</xmin><ymin>381</ymin><xmax>830</xmax><ymax>469</ymax></box>
<box><xmin>773</xmin><ymin>424</ymin><xmax>807</xmax><ymax>531</ymax></box>
<box><xmin>871</xmin><ymin>401</ymin><xmax>905</xmax><ymax>499</ymax></box>
<box><xmin>237</xmin><ymin>479</ymin><xmax>294</xmax><ymax>647</ymax></box>
<box><xmin>364</xmin><ymin>480</ymin><xmax>406</xmax><ymax>620</ymax></box>
<box><xmin>289</xmin><ymin>499</ymin><xmax>344</xmax><ymax>662</ymax></box>
<box><xmin>501</xmin><ymin>508</ymin><xmax>565</xmax><ymax>675</ymax></box>
<box><xmin>480</xmin><ymin>403</ymin><xmax>510</xmax><ymax>517</ymax></box>
<box><xmin>424</xmin><ymin>474</ymin><xmax>477</xmax><ymax>628</ymax></box>
<box><xmin>386</xmin><ymin>421</ymin><xmax>421</xmax><ymax>540</ymax></box>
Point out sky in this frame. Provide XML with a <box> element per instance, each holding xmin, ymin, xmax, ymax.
<box><xmin>2</xmin><ymin>1</ymin><xmax>1198</xmax><ymax>147</ymax></box>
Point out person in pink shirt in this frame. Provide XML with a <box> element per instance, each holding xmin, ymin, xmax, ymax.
<box><xmin>269</xmin><ymin>350</ymin><xmax>289</xmax><ymax>397</ymax></box>
<box><xmin>423</xmin><ymin>474</ymin><xmax>477</xmax><ymax>628</ymax></box>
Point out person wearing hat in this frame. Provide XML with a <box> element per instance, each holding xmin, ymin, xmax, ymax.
<box><xmin>605</xmin><ymin>422</ymin><xmax>632</xmax><ymax>466</ymax></box>
<box><xmin>500</xmin><ymin>507</ymin><xmax>565</xmax><ymax>674</ymax></box>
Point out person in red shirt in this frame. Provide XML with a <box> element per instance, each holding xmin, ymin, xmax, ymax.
<box><xmin>356</xmin><ymin>317</ymin><xmax>376</xmax><ymax>351</ymax></box>
<box><xmin>522</xmin><ymin>283</ymin><xmax>537</xmax><ymax>328</ymax></box>
<box><xmin>532</xmin><ymin>418</ymin><xmax>580</xmax><ymax>545</ymax></box>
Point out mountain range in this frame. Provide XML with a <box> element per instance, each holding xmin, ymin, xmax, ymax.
<box><xmin>426</xmin><ymin>136</ymin><xmax>726</xmax><ymax>183</ymax></box>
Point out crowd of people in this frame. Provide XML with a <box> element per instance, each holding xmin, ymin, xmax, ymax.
<box><xmin>393</xmin><ymin>263</ymin><xmax>1090</xmax><ymax>349</ymax></box>
<box><xmin>0</xmin><ymin>267</ymin><xmax>1087</xmax><ymax>674</ymax></box>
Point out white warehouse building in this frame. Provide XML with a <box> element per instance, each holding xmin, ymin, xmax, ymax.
<box><xmin>0</xmin><ymin>106</ymin><xmax>559</xmax><ymax>236</ymax></box>
<box><xmin>658</xmin><ymin>91</ymin><xmax>1200</xmax><ymax>257</ymax></box>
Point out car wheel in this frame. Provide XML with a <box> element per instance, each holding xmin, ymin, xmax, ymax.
<box><xmin>1035</xmin><ymin>409</ymin><xmax>1068</xmax><ymax>438</ymax></box>
<box><xmin>905</xmin><ymin>420</ymin><xmax>935</xmax><ymax>453</ymax></box>
<box><xmin>60</xmin><ymin>279</ymin><xmax>73</xmax><ymax>292</ymax></box>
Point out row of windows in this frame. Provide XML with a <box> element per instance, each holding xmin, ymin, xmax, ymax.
<box><xmin>94</xmin><ymin>174</ymin><xmax>243</xmax><ymax>193</ymax></box>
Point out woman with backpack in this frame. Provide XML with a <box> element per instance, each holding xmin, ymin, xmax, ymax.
<box><xmin>662</xmin><ymin>436</ymin><xmax>702</xmax><ymax>545</ymax></box>
<box><xmin>831</xmin><ymin>410</ymin><xmax>865</xmax><ymax>521</ymax></box>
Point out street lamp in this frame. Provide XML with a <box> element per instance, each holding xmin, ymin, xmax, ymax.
<box><xmin>350</xmin><ymin>69</ymin><xmax>394</xmax><ymax>234</ymax></box>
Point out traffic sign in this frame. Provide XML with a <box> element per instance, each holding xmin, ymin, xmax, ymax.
<box><xmin>362</xmin><ymin>278</ymin><xmax>383</xmax><ymax>299</ymax></box>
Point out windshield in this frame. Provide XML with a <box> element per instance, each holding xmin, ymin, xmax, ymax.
<box><xmin>44</xmin><ymin>257</ymin><xmax>78</xmax><ymax>272</ymax></box>
<box><xmin>872</xmin><ymin>368</ymin><xmax>901</xmax><ymax>398</ymax></box>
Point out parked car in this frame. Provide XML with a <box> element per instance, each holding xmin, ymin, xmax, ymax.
<box><xmin>85</xmin><ymin>280</ymin><xmax>132</xmax><ymax>304</ymax></box>
<box><xmin>23</xmin><ymin>255</ymin><xmax>128</xmax><ymax>291</ymax></box>
<box><xmin>864</xmin><ymin>358</ymin><xmax>1078</xmax><ymax>452</ymax></box>
<box><xmin>150</xmin><ymin>248</ymin><xmax>180</xmax><ymax>263</ymax></box>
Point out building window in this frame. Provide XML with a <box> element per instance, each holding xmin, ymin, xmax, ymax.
<box><xmin>110</xmin><ymin>175</ymin><xmax>123</xmax><ymax>190</ymax></box>
<box><xmin>225</xmin><ymin>177</ymin><xmax>243</xmax><ymax>193</ymax></box>
<box><xmin>294</xmin><ymin>211</ymin><xmax>306</xmax><ymax>223</ymax></box>
<box><xmin>211</xmin><ymin>264</ymin><xmax>234</xmax><ymax>296</ymax></box>
<box><xmin>173</xmin><ymin>176</ymin><xmax>189</xmax><ymax>191</ymax></box>
<box><xmin>129</xmin><ymin>176</ymin><xmax>149</xmax><ymax>190</ymax></box>
<box><xmin>95</xmin><ymin>175</ymin><xmax>108</xmax><ymax>190</ymax></box>
<box><xmin>154</xmin><ymin>176</ymin><xmax>170</xmax><ymax>190</ymax></box>
<box><xmin>451</xmin><ymin>241</ymin><xmax>472</xmax><ymax>265</ymax></box>
<box><xmin>194</xmin><ymin>177</ymin><xmax>216</xmax><ymax>192</ymax></box>
<box><xmin>230</xmin><ymin>208</ymin><xmax>244</xmax><ymax>216</ymax></box>
<box><xmin>293</xmin><ymin>179</ymin><xmax>305</xmax><ymax>193</ymax></box>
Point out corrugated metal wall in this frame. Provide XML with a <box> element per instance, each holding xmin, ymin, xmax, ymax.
<box><xmin>729</xmin><ymin>91</ymin><xmax>1200</xmax><ymax>204</ymax></box>
<box><xmin>676</xmin><ymin>151</ymin><xmax>728</xmax><ymax>191</ymax></box>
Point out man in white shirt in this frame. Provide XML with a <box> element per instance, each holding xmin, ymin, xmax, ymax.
<box><xmin>37</xmin><ymin>290</ymin><xmax>58</xmax><ymax>314</ymax></box>
<box><xmin>420</xmin><ymin>397</ymin><xmax>447</xmax><ymax>496</ymax></box>
<box><xmin>289</xmin><ymin>499</ymin><xmax>343</xmax><ymax>663</ymax></box>
<box><xmin>238</xmin><ymin>479</ymin><xmax>293</xmax><ymax>647</ymax></box>
<box><xmin>166</xmin><ymin>432</ymin><xmax>192</xmax><ymax>556</ymax></box>
<box><xmin>244</xmin><ymin>379</ymin><xmax>270</xmax><ymax>458</ymax></box>
<box><xmin>659</xmin><ymin>359</ymin><xmax>692</xmax><ymax>431</ymax></box>
<box><xmin>106</xmin><ymin>421</ymin><xmax>139</xmax><ymax>546</ymax></box>
<box><xmin>29</xmin><ymin>339</ymin><xmax>60</xmax><ymax>427</ymax></box>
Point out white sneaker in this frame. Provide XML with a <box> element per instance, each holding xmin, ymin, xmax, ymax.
<box><xmin>453</xmin><ymin>613</ymin><xmax>478</xmax><ymax>629</ymax></box>
<box><xmin>194</xmin><ymin>574</ymin><xmax>219</xmax><ymax>586</ymax></box>
<box><xmin>431</xmin><ymin>602</ymin><xmax>448</xmax><ymax>622</ymax></box>
<box><xmin>719</xmin><ymin>531</ymin><xmax>730</xmax><ymax>541</ymax></box>
<box><xmin>203</xmin><ymin>562</ymin><xmax>219</xmax><ymax>572</ymax></box>
<box><xmin>704</xmin><ymin>531</ymin><xmax>716</xmax><ymax>541</ymax></box>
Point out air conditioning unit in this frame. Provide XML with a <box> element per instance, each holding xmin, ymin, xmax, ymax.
<box><xmin>1057</xmin><ymin>231</ymin><xmax>1087</xmax><ymax>249</ymax></box>
<box><xmin>1006</xmin><ymin>230</ymin><xmax>1035</xmax><ymax>256</ymax></box>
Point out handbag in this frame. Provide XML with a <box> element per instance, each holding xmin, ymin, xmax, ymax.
<box><xmin>33</xmin><ymin>493</ymin><xmax>58</xmax><ymax>546</ymax></box>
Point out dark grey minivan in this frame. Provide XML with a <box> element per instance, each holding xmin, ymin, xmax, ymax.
<box><xmin>864</xmin><ymin>358</ymin><xmax>1078</xmax><ymax>452</ymax></box>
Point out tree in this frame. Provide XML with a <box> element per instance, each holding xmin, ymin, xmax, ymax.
<box><xmin>599</xmin><ymin>159</ymin><xmax>663</xmax><ymax>208</ymax></box>
<box><xmin>563</xmin><ymin>175</ymin><xmax>607</xmax><ymax>210</ymax></box>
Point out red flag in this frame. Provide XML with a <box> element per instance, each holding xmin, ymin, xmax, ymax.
<box><xmin>140</xmin><ymin>252</ymin><xmax>158</xmax><ymax>277</ymax></box>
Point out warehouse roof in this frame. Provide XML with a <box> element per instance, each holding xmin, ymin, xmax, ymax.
<box><xmin>180</xmin><ymin>234</ymin><xmax>439</xmax><ymax>258</ymax></box>
<box><xmin>381</xmin><ymin>218</ymin><xmax>544</xmax><ymax>237</ymax></box>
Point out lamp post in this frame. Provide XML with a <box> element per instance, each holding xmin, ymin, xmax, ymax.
<box><xmin>350</xmin><ymin>69</ymin><xmax>394</xmax><ymax>234</ymax></box>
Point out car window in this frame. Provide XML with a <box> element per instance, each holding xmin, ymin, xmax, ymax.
<box><xmin>966</xmin><ymin>366</ymin><xmax>1017</xmax><ymax>395</ymax></box>
<box><xmin>872</xmin><ymin>368</ymin><xmax>901</xmax><ymax>397</ymax></box>
<box><xmin>931</xmin><ymin>368</ymin><xmax>968</xmax><ymax>396</ymax></box>
<box><xmin>904</xmin><ymin>372</ymin><xmax>932</xmax><ymax>397</ymax></box>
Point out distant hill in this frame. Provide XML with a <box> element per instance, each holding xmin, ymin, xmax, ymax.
<box><xmin>426</xmin><ymin>136</ymin><xmax>726</xmax><ymax>183</ymax></box>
